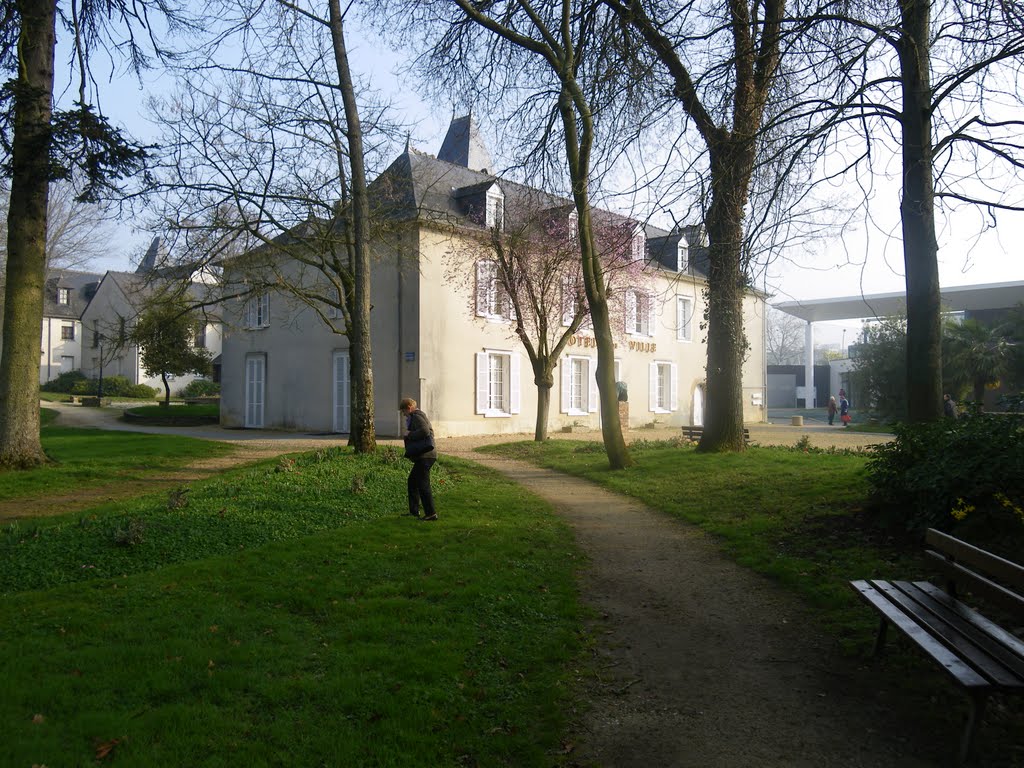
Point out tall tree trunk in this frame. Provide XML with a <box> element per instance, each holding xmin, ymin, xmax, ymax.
<box><xmin>0</xmin><ymin>0</ymin><xmax>57</xmax><ymax>468</ymax></box>
<box><xmin>162</xmin><ymin>374</ymin><xmax>171</xmax><ymax>405</ymax></box>
<box><xmin>698</xmin><ymin>140</ymin><xmax>751</xmax><ymax>452</ymax></box>
<box><xmin>557</xmin><ymin>88</ymin><xmax>632</xmax><ymax>469</ymax></box>
<box><xmin>329</xmin><ymin>0</ymin><xmax>375</xmax><ymax>452</ymax></box>
<box><xmin>534</xmin><ymin>374</ymin><xmax>552</xmax><ymax>442</ymax></box>
<box><xmin>899</xmin><ymin>0</ymin><xmax>942</xmax><ymax>423</ymax></box>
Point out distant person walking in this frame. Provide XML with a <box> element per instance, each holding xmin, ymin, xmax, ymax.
<box><xmin>943</xmin><ymin>394</ymin><xmax>959</xmax><ymax>419</ymax></box>
<box><xmin>827</xmin><ymin>396</ymin><xmax>838</xmax><ymax>426</ymax></box>
<box><xmin>400</xmin><ymin>397</ymin><xmax>438</xmax><ymax>521</ymax></box>
<box><xmin>839</xmin><ymin>394</ymin><xmax>851</xmax><ymax>427</ymax></box>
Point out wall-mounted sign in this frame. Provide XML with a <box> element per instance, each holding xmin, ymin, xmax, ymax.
<box><xmin>404</xmin><ymin>351</ymin><xmax>416</xmax><ymax>362</ymax></box>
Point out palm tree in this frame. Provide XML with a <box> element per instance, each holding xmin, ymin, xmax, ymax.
<box><xmin>944</xmin><ymin>319</ymin><xmax>1014</xmax><ymax>405</ymax></box>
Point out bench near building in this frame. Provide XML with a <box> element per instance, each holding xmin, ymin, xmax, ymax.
<box><xmin>218</xmin><ymin>116</ymin><xmax>768</xmax><ymax>437</ymax></box>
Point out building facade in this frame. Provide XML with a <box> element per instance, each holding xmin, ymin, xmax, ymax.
<box><xmin>220</xmin><ymin>118</ymin><xmax>767</xmax><ymax>437</ymax></box>
<box><xmin>39</xmin><ymin>269</ymin><xmax>103</xmax><ymax>384</ymax></box>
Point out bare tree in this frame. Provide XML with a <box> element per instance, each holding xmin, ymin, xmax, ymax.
<box><xmin>0</xmin><ymin>0</ymin><xmax>173</xmax><ymax>468</ymax></box>
<box><xmin>381</xmin><ymin>0</ymin><xmax>662</xmax><ymax>468</ymax></box>
<box><xmin>765</xmin><ymin>308</ymin><xmax>805</xmax><ymax>366</ymax></box>
<box><xmin>0</xmin><ymin>181</ymin><xmax>113</xmax><ymax>271</ymax></box>
<box><xmin>145</xmin><ymin>0</ymin><xmax>406</xmax><ymax>451</ymax></box>
<box><xmin>449</xmin><ymin>192</ymin><xmax>650</xmax><ymax>440</ymax></box>
<box><xmin>799</xmin><ymin>0</ymin><xmax>1024</xmax><ymax>422</ymax></box>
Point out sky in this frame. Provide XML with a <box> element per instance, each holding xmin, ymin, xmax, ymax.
<box><xmin>63</xmin><ymin>17</ymin><xmax>1024</xmax><ymax>348</ymax></box>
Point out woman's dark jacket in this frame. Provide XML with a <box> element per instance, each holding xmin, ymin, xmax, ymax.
<box><xmin>404</xmin><ymin>409</ymin><xmax>437</xmax><ymax>460</ymax></box>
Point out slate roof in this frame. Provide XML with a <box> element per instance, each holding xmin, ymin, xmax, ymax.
<box><xmin>43</xmin><ymin>269</ymin><xmax>103</xmax><ymax>320</ymax></box>
<box><xmin>369</xmin><ymin>142</ymin><xmax>710</xmax><ymax>280</ymax></box>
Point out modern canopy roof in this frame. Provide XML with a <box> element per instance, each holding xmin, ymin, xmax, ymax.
<box><xmin>773</xmin><ymin>280</ymin><xmax>1024</xmax><ymax>323</ymax></box>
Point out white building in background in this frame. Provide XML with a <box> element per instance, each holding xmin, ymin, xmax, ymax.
<box><xmin>39</xmin><ymin>269</ymin><xmax>103</xmax><ymax>384</ymax></box>
<box><xmin>218</xmin><ymin>116</ymin><xmax>768</xmax><ymax>436</ymax></box>
<box><xmin>773</xmin><ymin>280</ymin><xmax>1024</xmax><ymax>407</ymax></box>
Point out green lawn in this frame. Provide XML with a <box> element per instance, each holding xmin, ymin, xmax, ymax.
<box><xmin>123</xmin><ymin>403</ymin><xmax>220</xmax><ymax>425</ymax></box>
<box><xmin>1</xmin><ymin>446</ymin><xmax>582</xmax><ymax>767</ymax></box>
<box><xmin>0</xmin><ymin>425</ymin><xmax>232</xmax><ymax>505</ymax></box>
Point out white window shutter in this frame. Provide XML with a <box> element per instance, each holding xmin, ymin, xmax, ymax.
<box><xmin>588</xmin><ymin>360</ymin><xmax>599</xmax><ymax>413</ymax></box>
<box><xmin>670</xmin><ymin>364</ymin><xmax>679</xmax><ymax>411</ymax></box>
<box><xmin>475</xmin><ymin>352</ymin><xmax>489</xmax><ymax>413</ymax></box>
<box><xmin>510</xmin><ymin>353</ymin><xmax>521</xmax><ymax>414</ymax></box>
<box><xmin>475</xmin><ymin>262</ymin><xmax>488</xmax><ymax>317</ymax></box>
<box><xmin>561</xmin><ymin>277</ymin><xmax>572</xmax><ymax>327</ymax></box>
<box><xmin>625</xmin><ymin>291</ymin><xmax>635</xmax><ymax>333</ymax></box>
<box><xmin>647</xmin><ymin>295</ymin><xmax>656</xmax><ymax>337</ymax></box>
<box><xmin>649</xmin><ymin>362</ymin><xmax>658</xmax><ymax>412</ymax></box>
<box><xmin>245</xmin><ymin>298</ymin><xmax>254</xmax><ymax>328</ymax></box>
<box><xmin>560</xmin><ymin>358</ymin><xmax>571</xmax><ymax>413</ymax></box>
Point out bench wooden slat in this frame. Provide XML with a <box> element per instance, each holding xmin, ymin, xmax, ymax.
<box><xmin>889</xmin><ymin>581</ymin><xmax>1024</xmax><ymax>689</ymax></box>
<box><xmin>926</xmin><ymin>528</ymin><xmax>1024</xmax><ymax>592</ymax></box>
<box><xmin>924</xmin><ymin>550</ymin><xmax>1024</xmax><ymax>616</ymax></box>
<box><xmin>914</xmin><ymin>581</ymin><xmax>1024</xmax><ymax>665</ymax></box>
<box><xmin>850</xmin><ymin>580</ymin><xmax>990</xmax><ymax>688</ymax></box>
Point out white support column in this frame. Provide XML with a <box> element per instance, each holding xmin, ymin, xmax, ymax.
<box><xmin>803</xmin><ymin>321</ymin><xmax>815</xmax><ymax>407</ymax></box>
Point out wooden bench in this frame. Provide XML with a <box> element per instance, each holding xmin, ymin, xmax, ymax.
<box><xmin>680</xmin><ymin>425</ymin><xmax>750</xmax><ymax>444</ymax></box>
<box><xmin>850</xmin><ymin>528</ymin><xmax>1024</xmax><ymax>763</ymax></box>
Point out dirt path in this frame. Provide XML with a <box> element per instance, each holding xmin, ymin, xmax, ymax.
<box><xmin>452</xmin><ymin>452</ymin><xmax>941</xmax><ymax>768</ymax></box>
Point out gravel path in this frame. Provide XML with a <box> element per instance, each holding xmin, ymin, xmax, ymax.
<box><xmin>42</xmin><ymin>403</ymin><xmax>946</xmax><ymax>766</ymax></box>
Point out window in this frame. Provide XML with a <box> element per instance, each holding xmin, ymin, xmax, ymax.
<box><xmin>676</xmin><ymin>296</ymin><xmax>693</xmax><ymax>342</ymax></box>
<box><xmin>630</xmin><ymin>227</ymin><xmax>646</xmax><ymax>262</ymax></box>
<box><xmin>194</xmin><ymin>324</ymin><xmax>207</xmax><ymax>349</ymax></box>
<box><xmin>560</xmin><ymin>276</ymin><xmax>589</xmax><ymax>328</ymax></box>
<box><xmin>60</xmin><ymin>324</ymin><xmax>75</xmax><ymax>340</ymax></box>
<box><xmin>57</xmin><ymin>287</ymin><xmax>71</xmax><ymax>305</ymax></box>
<box><xmin>475</xmin><ymin>261</ymin><xmax>511</xmax><ymax>321</ymax></box>
<box><xmin>677</xmin><ymin>238</ymin><xmax>689</xmax><ymax>272</ymax></box>
<box><xmin>485</xmin><ymin>187</ymin><xmax>504</xmax><ymax>230</ymax></box>
<box><xmin>625</xmin><ymin>290</ymin><xmax>655</xmax><ymax>336</ymax></box>
<box><xmin>561</xmin><ymin>355</ymin><xmax>599</xmax><ymax>415</ymax></box>
<box><xmin>475</xmin><ymin>350</ymin><xmax>521</xmax><ymax>416</ymax></box>
<box><xmin>649</xmin><ymin>361</ymin><xmax>679</xmax><ymax>413</ymax></box>
<box><xmin>92</xmin><ymin>328</ymin><xmax>101</xmax><ymax>348</ymax></box>
<box><xmin>245</xmin><ymin>293</ymin><xmax>270</xmax><ymax>329</ymax></box>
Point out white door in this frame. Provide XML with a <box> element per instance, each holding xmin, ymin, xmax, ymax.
<box><xmin>245</xmin><ymin>356</ymin><xmax>265</xmax><ymax>428</ymax></box>
<box><xmin>333</xmin><ymin>351</ymin><xmax>350</xmax><ymax>434</ymax></box>
<box><xmin>692</xmin><ymin>386</ymin><xmax>704</xmax><ymax>427</ymax></box>
<box><xmin>60</xmin><ymin>355</ymin><xmax>75</xmax><ymax>374</ymax></box>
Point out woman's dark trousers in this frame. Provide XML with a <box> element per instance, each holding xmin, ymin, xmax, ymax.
<box><xmin>408</xmin><ymin>458</ymin><xmax>436</xmax><ymax>517</ymax></box>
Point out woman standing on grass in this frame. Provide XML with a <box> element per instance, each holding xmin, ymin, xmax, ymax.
<box><xmin>400</xmin><ymin>397</ymin><xmax>438</xmax><ymax>521</ymax></box>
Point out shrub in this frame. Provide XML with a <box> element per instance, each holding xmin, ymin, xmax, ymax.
<box><xmin>85</xmin><ymin>375</ymin><xmax>157</xmax><ymax>399</ymax></box>
<box><xmin>865</xmin><ymin>412</ymin><xmax>1024</xmax><ymax>538</ymax></box>
<box><xmin>179</xmin><ymin>378</ymin><xmax>220</xmax><ymax>398</ymax></box>
<box><xmin>41</xmin><ymin>370</ymin><xmax>88</xmax><ymax>393</ymax></box>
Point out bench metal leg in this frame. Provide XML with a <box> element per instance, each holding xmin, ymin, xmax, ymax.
<box><xmin>958</xmin><ymin>692</ymin><xmax>987</xmax><ymax>765</ymax></box>
<box><xmin>872</xmin><ymin>618</ymin><xmax>888</xmax><ymax>656</ymax></box>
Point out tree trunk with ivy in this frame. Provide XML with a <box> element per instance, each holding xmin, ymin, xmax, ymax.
<box><xmin>0</xmin><ymin>0</ymin><xmax>58</xmax><ymax>468</ymax></box>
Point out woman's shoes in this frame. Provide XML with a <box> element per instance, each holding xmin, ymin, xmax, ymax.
<box><xmin>422</xmin><ymin>514</ymin><xmax>438</xmax><ymax>521</ymax></box>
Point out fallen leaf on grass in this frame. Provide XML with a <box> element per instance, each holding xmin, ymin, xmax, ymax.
<box><xmin>94</xmin><ymin>738</ymin><xmax>120</xmax><ymax>760</ymax></box>
<box><xmin>31</xmin><ymin>713</ymin><xmax>45</xmax><ymax>724</ymax></box>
